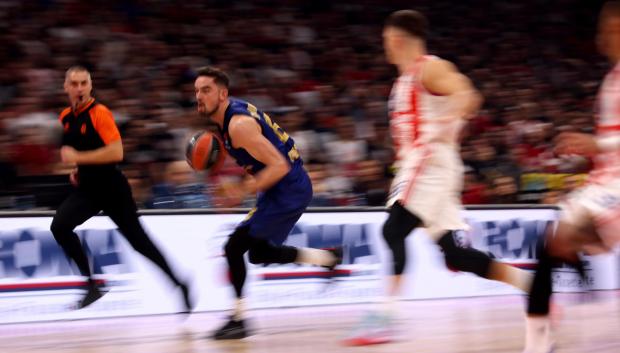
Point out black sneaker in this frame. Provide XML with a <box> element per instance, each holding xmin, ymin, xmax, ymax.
<box><xmin>77</xmin><ymin>282</ymin><xmax>105</xmax><ymax>309</ymax></box>
<box><xmin>211</xmin><ymin>316</ymin><xmax>250</xmax><ymax>340</ymax></box>
<box><xmin>178</xmin><ymin>282</ymin><xmax>194</xmax><ymax>314</ymax></box>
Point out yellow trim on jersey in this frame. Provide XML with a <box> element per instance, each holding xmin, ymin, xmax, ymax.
<box><xmin>243</xmin><ymin>207</ymin><xmax>258</xmax><ymax>221</ymax></box>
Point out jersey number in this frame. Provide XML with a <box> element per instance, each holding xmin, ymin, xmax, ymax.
<box><xmin>247</xmin><ymin>103</ymin><xmax>300</xmax><ymax>162</ymax></box>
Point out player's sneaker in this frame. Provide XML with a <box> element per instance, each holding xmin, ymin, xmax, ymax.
<box><xmin>77</xmin><ymin>281</ymin><xmax>106</xmax><ymax>309</ymax></box>
<box><xmin>341</xmin><ymin>311</ymin><xmax>394</xmax><ymax>346</ymax></box>
<box><xmin>211</xmin><ymin>316</ymin><xmax>250</xmax><ymax>340</ymax></box>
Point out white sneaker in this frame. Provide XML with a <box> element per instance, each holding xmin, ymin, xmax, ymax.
<box><xmin>341</xmin><ymin>311</ymin><xmax>394</xmax><ymax>346</ymax></box>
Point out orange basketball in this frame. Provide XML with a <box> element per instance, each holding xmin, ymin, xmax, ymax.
<box><xmin>185</xmin><ymin>131</ymin><xmax>227</xmax><ymax>172</ymax></box>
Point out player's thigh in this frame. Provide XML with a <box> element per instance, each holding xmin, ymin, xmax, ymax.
<box><xmin>425</xmin><ymin>194</ymin><xmax>466</xmax><ymax>241</ymax></box>
<box><xmin>403</xmin><ymin>167</ymin><xmax>465</xmax><ymax>239</ymax></box>
<box><xmin>241</xmin><ymin>198</ymin><xmax>305</xmax><ymax>245</ymax></box>
<box><xmin>387</xmin><ymin>149</ymin><xmax>430</xmax><ymax>205</ymax></box>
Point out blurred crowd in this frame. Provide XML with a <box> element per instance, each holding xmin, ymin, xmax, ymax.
<box><xmin>0</xmin><ymin>0</ymin><xmax>608</xmax><ymax>210</ymax></box>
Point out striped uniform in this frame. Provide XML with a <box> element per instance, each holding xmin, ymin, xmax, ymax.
<box><xmin>560</xmin><ymin>64</ymin><xmax>620</xmax><ymax>250</ymax></box>
<box><xmin>386</xmin><ymin>55</ymin><xmax>467</xmax><ymax>239</ymax></box>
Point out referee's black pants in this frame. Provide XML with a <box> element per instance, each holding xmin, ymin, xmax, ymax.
<box><xmin>50</xmin><ymin>172</ymin><xmax>182</xmax><ymax>287</ymax></box>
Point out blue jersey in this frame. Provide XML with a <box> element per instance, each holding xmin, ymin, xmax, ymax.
<box><xmin>219</xmin><ymin>98</ymin><xmax>302</xmax><ymax>175</ymax></box>
<box><xmin>219</xmin><ymin>98</ymin><xmax>312</xmax><ymax>243</ymax></box>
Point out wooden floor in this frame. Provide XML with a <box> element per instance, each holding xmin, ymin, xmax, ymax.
<box><xmin>1</xmin><ymin>293</ymin><xmax>619</xmax><ymax>353</ymax></box>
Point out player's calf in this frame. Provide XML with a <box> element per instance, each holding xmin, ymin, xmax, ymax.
<box><xmin>382</xmin><ymin>202</ymin><xmax>421</xmax><ymax>275</ymax></box>
<box><xmin>437</xmin><ymin>231</ymin><xmax>491</xmax><ymax>278</ymax></box>
<box><xmin>247</xmin><ymin>240</ymin><xmax>298</xmax><ymax>265</ymax></box>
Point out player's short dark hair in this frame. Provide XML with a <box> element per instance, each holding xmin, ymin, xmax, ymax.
<box><xmin>385</xmin><ymin>10</ymin><xmax>428</xmax><ymax>40</ymax></box>
<box><xmin>601</xmin><ymin>1</ymin><xmax>620</xmax><ymax>21</ymax></box>
<box><xmin>195</xmin><ymin>66</ymin><xmax>230</xmax><ymax>89</ymax></box>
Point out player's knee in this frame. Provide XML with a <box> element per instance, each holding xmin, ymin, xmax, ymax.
<box><xmin>247</xmin><ymin>251</ymin><xmax>262</xmax><ymax>264</ymax></box>
<box><xmin>438</xmin><ymin>231</ymin><xmax>491</xmax><ymax>277</ymax></box>
<box><xmin>248</xmin><ymin>242</ymin><xmax>270</xmax><ymax>264</ymax></box>
<box><xmin>224</xmin><ymin>227</ymin><xmax>251</xmax><ymax>258</ymax></box>
<box><xmin>382</xmin><ymin>202</ymin><xmax>421</xmax><ymax>248</ymax></box>
<box><xmin>382</xmin><ymin>220</ymin><xmax>405</xmax><ymax>248</ymax></box>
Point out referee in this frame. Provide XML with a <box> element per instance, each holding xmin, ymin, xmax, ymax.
<box><xmin>51</xmin><ymin>66</ymin><xmax>192</xmax><ymax>310</ymax></box>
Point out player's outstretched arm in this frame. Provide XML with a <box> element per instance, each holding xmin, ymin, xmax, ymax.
<box><xmin>229</xmin><ymin>114</ymin><xmax>291</xmax><ymax>194</ymax></box>
<box><xmin>422</xmin><ymin>59</ymin><xmax>483</xmax><ymax>120</ymax></box>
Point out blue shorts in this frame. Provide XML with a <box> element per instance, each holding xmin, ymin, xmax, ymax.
<box><xmin>239</xmin><ymin>167</ymin><xmax>312</xmax><ymax>245</ymax></box>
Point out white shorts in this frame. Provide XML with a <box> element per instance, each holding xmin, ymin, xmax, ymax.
<box><xmin>560</xmin><ymin>180</ymin><xmax>620</xmax><ymax>251</ymax></box>
<box><xmin>387</xmin><ymin>144</ymin><xmax>467</xmax><ymax>240</ymax></box>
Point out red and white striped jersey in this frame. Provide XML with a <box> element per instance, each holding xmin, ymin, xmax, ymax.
<box><xmin>388</xmin><ymin>55</ymin><xmax>463</xmax><ymax>160</ymax></box>
<box><xmin>591</xmin><ymin>64</ymin><xmax>620</xmax><ymax>184</ymax></box>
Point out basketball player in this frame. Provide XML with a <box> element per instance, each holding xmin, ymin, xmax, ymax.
<box><xmin>523</xmin><ymin>3</ymin><xmax>620</xmax><ymax>352</ymax></box>
<box><xmin>344</xmin><ymin>10</ymin><xmax>533</xmax><ymax>345</ymax></box>
<box><xmin>194</xmin><ymin>66</ymin><xmax>341</xmax><ymax>340</ymax></box>
<box><xmin>53</xmin><ymin>66</ymin><xmax>192</xmax><ymax>311</ymax></box>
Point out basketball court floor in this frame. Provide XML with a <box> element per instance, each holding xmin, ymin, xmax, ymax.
<box><xmin>2</xmin><ymin>292</ymin><xmax>619</xmax><ymax>353</ymax></box>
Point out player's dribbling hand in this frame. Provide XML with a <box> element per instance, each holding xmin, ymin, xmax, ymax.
<box><xmin>60</xmin><ymin>146</ymin><xmax>80</xmax><ymax>163</ymax></box>
<box><xmin>554</xmin><ymin>132</ymin><xmax>599</xmax><ymax>157</ymax></box>
<box><xmin>242</xmin><ymin>177</ymin><xmax>257</xmax><ymax>196</ymax></box>
<box><xmin>218</xmin><ymin>181</ymin><xmax>245</xmax><ymax>208</ymax></box>
<box><xmin>215</xmin><ymin>176</ymin><xmax>258</xmax><ymax>208</ymax></box>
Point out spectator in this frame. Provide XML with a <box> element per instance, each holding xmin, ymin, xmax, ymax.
<box><xmin>489</xmin><ymin>175</ymin><xmax>520</xmax><ymax>204</ymax></box>
<box><xmin>149</xmin><ymin>160</ymin><xmax>212</xmax><ymax>209</ymax></box>
<box><xmin>462</xmin><ymin>169</ymin><xmax>490</xmax><ymax>205</ymax></box>
<box><xmin>0</xmin><ymin>0</ymin><xmax>609</xmax><ymax>209</ymax></box>
<box><xmin>352</xmin><ymin>159</ymin><xmax>389</xmax><ymax>206</ymax></box>
<box><xmin>306</xmin><ymin>163</ymin><xmax>335</xmax><ymax>206</ymax></box>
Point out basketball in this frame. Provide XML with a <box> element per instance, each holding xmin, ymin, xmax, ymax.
<box><xmin>185</xmin><ymin>131</ymin><xmax>226</xmax><ymax>172</ymax></box>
